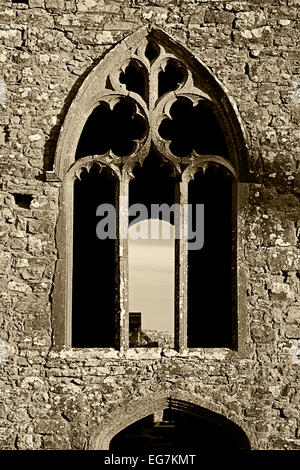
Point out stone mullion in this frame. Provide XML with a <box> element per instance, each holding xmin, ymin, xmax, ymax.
<box><xmin>65</xmin><ymin>178</ymin><xmax>74</xmax><ymax>347</ymax></box>
<box><xmin>149</xmin><ymin>58</ymin><xmax>158</xmax><ymax>115</ymax></box>
<box><xmin>149</xmin><ymin>56</ymin><xmax>160</xmax><ymax>142</ymax></box>
<box><xmin>116</xmin><ymin>172</ymin><xmax>130</xmax><ymax>351</ymax></box>
<box><xmin>53</xmin><ymin>177</ymin><xmax>73</xmax><ymax>348</ymax></box>
<box><xmin>175</xmin><ymin>175</ymin><xmax>189</xmax><ymax>352</ymax></box>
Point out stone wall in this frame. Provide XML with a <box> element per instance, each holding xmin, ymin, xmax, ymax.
<box><xmin>0</xmin><ymin>0</ymin><xmax>299</xmax><ymax>450</ymax></box>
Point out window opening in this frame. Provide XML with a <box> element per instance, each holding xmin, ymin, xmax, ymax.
<box><xmin>128</xmin><ymin>219</ymin><xmax>175</xmax><ymax>348</ymax></box>
<box><xmin>76</xmin><ymin>99</ymin><xmax>147</xmax><ymax>159</ymax></box>
<box><xmin>158</xmin><ymin>98</ymin><xmax>228</xmax><ymax>158</ymax></box>
<box><xmin>145</xmin><ymin>40</ymin><xmax>160</xmax><ymax>63</ymax></box>
<box><xmin>12</xmin><ymin>193</ymin><xmax>32</xmax><ymax>209</ymax></box>
<box><xmin>72</xmin><ymin>165</ymin><xmax>117</xmax><ymax>347</ymax></box>
<box><xmin>50</xmin><ymin>30</ymin><xmax>247</xmax><ymax>350</ymax></box>
<box><xmin>120</xmin><ymin>60</ymin><xmax>148</xmax><ymax>103</ymax></box>
<box><xmin>129</xmin><ymin>152</ymin><xmax>175</xmax><ymax>348</ymax></box>
<box><xmin>188</xmin><ymin>165</ymin><xmax>235</xmax><ymax>348</ymax></box>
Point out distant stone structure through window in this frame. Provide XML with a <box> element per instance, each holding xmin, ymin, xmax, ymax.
<box><xmin>128</xmin><ymin>219</ymin><xmax>175</xmax><ymax>348</ymax></box>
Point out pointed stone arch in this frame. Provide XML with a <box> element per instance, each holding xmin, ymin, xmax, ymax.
<box><xmin>90</xmin><ymin>391</ymin><xmax>253</xmax><ymax>450</ymax></box>
<box><xmin>47</xmin><ymin>26</ymin><xmax>251</xmax><ymax>183</ymax></box>
<box><xmin>49</xmin><ymin>25</ymin><xmax>250</xmax><ymax>351</ymax></box>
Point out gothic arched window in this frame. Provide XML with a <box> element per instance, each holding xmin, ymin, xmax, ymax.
<box><xmin>48</xmin><ymin>29</ymin><xmax>250</xmax><ymax>352</ymax></box>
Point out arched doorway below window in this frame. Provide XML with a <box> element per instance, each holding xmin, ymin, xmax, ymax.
<box><xmin>109</xmin><ymin>407</ymin><xmax>250</xmax><ymax>452</ymax></box>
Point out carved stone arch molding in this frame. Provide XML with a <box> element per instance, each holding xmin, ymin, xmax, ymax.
<box><xmin>47</xmin><ymin>26</ymin><xmax>251</xmax><ymax>182</ymax></box>
<box><xmin>89</xmin><ymin>391</ymin><xmax>253</xmax><ymax>450</ymax></box>
<box><xmin>49</xmin><ymin>26</ymin><xmax>252</xmax><ymax>350</ymax></box>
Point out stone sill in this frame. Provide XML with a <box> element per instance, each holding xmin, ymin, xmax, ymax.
<box><xmin>48</xmin><ymin>347</ymin><xmax>241</xmax><ymax>361</ymax></box>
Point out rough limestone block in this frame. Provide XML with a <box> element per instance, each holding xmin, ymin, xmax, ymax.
<box><xmin>204</xmin><ymin>10</ymin><xmax>234</xmax><ymax>25</ymax></box>
<box><xmin>286</xmin><ymin>308</ymin><xmax>300</xmax><ymax>325</ymax></box>
<box><xmin>45</xmin><ymin>0</ymin><xmax>64</xmax><ymax>12</ymax></box>
<box><xmin>234</xmin><ymin>11</ymin><xmax>266</xmax><ymax>29</ymax></box>
<box><xmin>29</xmin><ymin>0</ymin><xmax>45</xmax><ymax>7</ymax></box>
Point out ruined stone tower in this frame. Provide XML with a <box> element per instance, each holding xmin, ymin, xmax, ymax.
<box><xmin>0</xmin><ymin>0</ymin><xmax>299</xmax><ymax>451</ymax></box>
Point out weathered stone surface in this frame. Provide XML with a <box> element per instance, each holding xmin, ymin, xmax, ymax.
<box><xmin>45</xmin><ymin>0</ymin><xmax>65</xmax><ymax>12</ymax></box>
<box><xmin>204</xmin><ymin>10</ymin><xmax>234</xmax><ymax>25</ymax></box>
<box><xmin>233</xmin><ymin>26</ymin><xmax>272</xmax><ymax>45</ymax></box>
<box><xmin>29</xmin><ymin>0</ymin><xmax>45</xmax><ymax>7</ymax></box>
<box><xmin>0</xmin><ymin>0</ymin><xmax>299</xmax><ymax>453</ymax></box>
<box><xmin>234</xmin><ymin>11</ymin><xmax>266</xmax><ymax>29</ymax></box>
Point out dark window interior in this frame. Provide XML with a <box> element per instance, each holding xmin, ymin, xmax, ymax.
<box><xmin>120</xmin><ymin>60</ymin><xmax>148</xmax><ymax>103</ymax></box>
<box><xmin>158</xmin><ymin>59</ymin><xmax>186</xmax><ymax>98</ymax></box>
<box><xmin>72</xmin><ymin>166</ymin><xmax>116</xmax><ymax>348</ymax></box>
<box><xmin>110</xmin><ymin>408</ymin><xmax>250</xmax><ymax>452</ymax></box>
<box><xmin>145</xmin><ymin>40</ymin><xmax>160</xmax><ymax>64</ymax></box>
<box><xmin>12</xmin><ymin>193</ymin><xmax>32</xmax><ymax>209</ymax></box>
<box><xmin>129</xmin><ymin>149</ymin><xmax>175</xmax><ymax>222</ymax></box>
<box><xmin>158</xmin><ymin>98</ymin><xmax>228</xmax><ymax>158</ymax></box>
<box><xmin>75</xmin><ymin>99</ymin><xmax>146</xmax><ymax>159</ymax></box>
<box><xmin>188</xmin><ymin>166</ymin><xmax>235</xmax><ymax>348</ymax></box>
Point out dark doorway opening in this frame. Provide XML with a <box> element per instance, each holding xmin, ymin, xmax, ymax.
<box><xmin>109</xmin><ymin>408</ymin><xmax>250</xmax><ymax>452</ymax></box>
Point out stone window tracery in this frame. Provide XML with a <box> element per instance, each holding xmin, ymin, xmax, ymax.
<box><xmin>48</xmin><ymin>29</ymin><xmax>250</xmax><ymax>353</ymax></box>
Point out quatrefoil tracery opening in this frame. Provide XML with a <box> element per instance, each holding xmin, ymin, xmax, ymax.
<box><xmin>158</xmin><ymin>98</ymin><xmax>229</xmax><ymax>159</ymax></box>
<box><xmin>76</xmin><ymin>98</ymin><xmax>148</xmax><ymax>159</ymax></box>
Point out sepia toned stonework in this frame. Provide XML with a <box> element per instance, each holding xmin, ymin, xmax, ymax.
<box><xmin>0</xmin><ymin>0</ymin><xmax>299</xmax><ymax>451</ymax></box>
